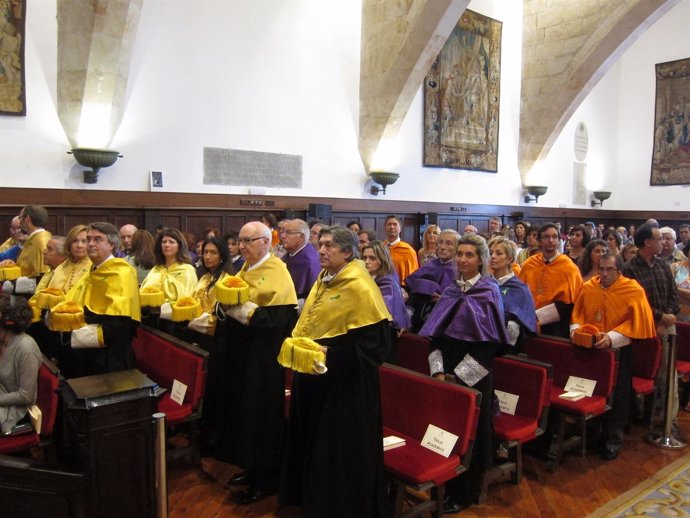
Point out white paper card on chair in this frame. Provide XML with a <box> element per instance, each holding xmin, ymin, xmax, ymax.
<box><xmin>563</xmin><ymin>376</ymin><xmax>596</xmax><ymax>397</ymax></box>
<box><xmin>383</xmin><ymin>435</ymin><xmax>406</xmax><ymax>451</ymax></box>
<box><xmin>170</xmin><ymin>379</ymin><xmax>188</xmax><ymax>406</ymax></box>
<box><xmin>559</xmin><ymin>390</ymin><xmax>586</xmax><ymax>401</ymax></box>
<box><xmin>494</xmin><ymin>390</ymin><xmax>519</xmax><ymax>415</ymax></box>
<box><xmin>420</xmin><ymin>424</ymin><xmax>459</xmax><ymax>458</ymax></box>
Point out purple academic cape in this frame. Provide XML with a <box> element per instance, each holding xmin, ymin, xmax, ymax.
<box><xmin>375</xmin><ymin>274</ymin><xmax>411</xmax><ymax>330</ymax></box>
<box><xmin>500</xmin><ymin>276</ymin><xmax>538</xmax><ymax>333</ymax></box>
<box><xmin>419</xmin><ymin>276</ymin><xmax>509</xmax><ymax>344</ymax></box>
<box><xmin>282</xmin><ymin>244</ymin><xmax>321</xmax><ymax>298</ymax></box>
<box><xmin>404</xmin><ymin>258</ymin><xmax>457</xmax><ymax>296</ymax></box>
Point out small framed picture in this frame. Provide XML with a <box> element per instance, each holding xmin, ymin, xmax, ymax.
<box><xmin>150</xmin><ymin>171</ymin><xmax>164</xmax><ymax>190</ymax></box>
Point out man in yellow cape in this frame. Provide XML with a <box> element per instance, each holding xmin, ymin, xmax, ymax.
<box><xmin>571</xmin><ymin>253</ymin><xmax>655</xmax><ymax>461</ymax></box>
<box><xmin>280</xmin><ymin>225</ymin><xmax>391</xmax><ymax>518</ymax></box>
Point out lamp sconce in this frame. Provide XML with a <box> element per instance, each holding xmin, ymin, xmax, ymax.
<box><xmin>523</xmin><ymin>185</ymin><xmax>548</xmax><ymax>204</ymax></box>
<box><xmin>369</xmin><ymin>171</ymin><xmax>399</xmax><ymax>196</ymax></box>
<box><xmin>591</xmin><ymin>191</ymin><xmax>611</xmax><ymax>208</ymax></box>
<box><xmin>68</xmin><ymin>148</ymin><xmax>123</xmax><ymax>184</ymax></box>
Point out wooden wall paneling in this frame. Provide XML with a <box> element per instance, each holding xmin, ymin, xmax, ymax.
<box><xmin>438</xmin><ymin>216</ymin><xmax>460</xmax><ymax>233</ymax></box>
<box><xmin>159</xmin><ymin>214</ymin><xmax>183</xmax><ymax>232</ymax></box>
<box><xmin>186</xmin><ymin>213</ymin><xmax>224</xmax><ymax>241</ymax></box>
<box><xmin>113</xmin><ymin>212</ymin><xmax>144</xmax><ymax>230</ymax></box>
<box><xmin>360</xmin><ymin>216</ymin><xmax>378</xmax><ymax>233</ymax></box>
<box><xmin>225</xmin><ymin>215</ymin><xmax>248</xmax><ymax>234</ymax></box>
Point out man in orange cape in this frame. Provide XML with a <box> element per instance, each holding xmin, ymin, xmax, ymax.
<box><xmin>519</xmin><ymin>223</ymin><xmax>582</xmax><ymax>337</ymax></box>
<box><xmin>383</xmin><ymin>215</ymin><xmax>418</xmax><ymax>285</ymax></box>
<box><xmin>571</xmin><ymin>253</ymin><xmax>656</xmax><ymax>461</ymax></box>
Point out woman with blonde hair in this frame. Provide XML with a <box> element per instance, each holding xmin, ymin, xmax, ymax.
<box><xmin>418</xmin><ymin>224</ymin><xmax>440</xmax><ymax>265</ymax></box>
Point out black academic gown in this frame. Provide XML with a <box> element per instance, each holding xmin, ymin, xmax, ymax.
<box><xmin>280</xmin><ymin>320</ymin><xmax>390</xmax><ymax>518</ymax></box>
<box><xmin>214</xmin><ymin>304</ymin><xmax>297</xmax><ymax>491</ymax></box>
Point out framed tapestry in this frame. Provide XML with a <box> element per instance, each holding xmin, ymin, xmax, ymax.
<box><xmin>0</xmin><ymin>0</ymin><xmax>26</xmax><ymax>116</ymax></box>
<box><xmin>651</xmin><ymin>57</ymin><xmax>690</xmax><ymax>185</ymax></box>
<box><xmin>424</xmin><ymin>9</ymin><xmax>502</xmax><ymax>172</ymax></box>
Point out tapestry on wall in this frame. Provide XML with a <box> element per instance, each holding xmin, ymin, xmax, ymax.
<box><xmin>0</xmin><ymin>0</ymin><xmax>25</xmax><ymax>115</ymax></box>
<box><xmin>651</xmin><ymin>57</ymin><xmax>690</xmax><ymax>185</ymax></box>
<box><xmin>423</xmin><ymin>9</ymin><xmax>502</xmax><ymax>172</ymax></box>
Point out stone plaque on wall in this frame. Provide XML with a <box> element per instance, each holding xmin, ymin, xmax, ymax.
<box><xmin>573</xmin><ymin>162</ymin><xmax>586</xmax><ymax>205</ymax></box>
<box><xmin>203</xmin><ymin>147</ymin><xmax>303</xmax><ymax>188</ymax></box>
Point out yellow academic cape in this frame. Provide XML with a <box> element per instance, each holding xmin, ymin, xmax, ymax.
<box><xmin>519</xmin><ymin>253</ymin><xmax>583</xmax><ymax>309</ymax></box>
<box><xmin>0</xmin><ymin>237</ymin><xmax>19</xmax><ymax>253</ymax></box>
<box><xmin>140</xmin><ymin>262</ymin><xmax>198</xmax><ymax>303</ymax></box>
<box><xmin>17</xmin><ymin>230</ymin><xmax>52</xmax><ymax>277</ymax></box>
<box><xmin>193</xmin><ymin>271</ymin><xmax>230</xmax><ymax>313</ymax></box>
<box><xmin>31</xmin><ymin>257</ymin><xmax>92</xmax><ymax>303</ymax></box>
<box><xmin>572</xmin><ymin>275</ymin><xmax>656</xmax><ymax>339</ymax></box>
<box><xmin>237</xmin><ymin>256</ymin><xmax>298</xmax><ymax>307</ymax></box>
<box><xmin>293</xmin><ymin>260</ymin><xmax>391</xmax><ymax>340</ymax></box>
<box><xmin>65</xmin><ymin>258</ymin><xmax>141</xmax><ymax>321</ymax></box>
<box><xmin>385</xmin><ymin>240</ymin><xmax>419</xmax><ymax>284</ymax></box>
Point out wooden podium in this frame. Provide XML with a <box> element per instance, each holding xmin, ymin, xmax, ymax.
<box><xmin>61</xmin><ymin>369</ymin><xmax>164</xmax><ymax>518</ymax></box>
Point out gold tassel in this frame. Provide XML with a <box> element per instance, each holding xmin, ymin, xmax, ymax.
<box><xmin>277</xmin><ymin>337</ymin><xmax>326</xmax><ymax>374</ymax></box>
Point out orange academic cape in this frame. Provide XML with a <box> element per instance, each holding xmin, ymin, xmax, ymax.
<box><xmin>571</xmin><ymin>275</ymin><xmax>656</xmax><ymax>338</ymax></box>
<box><xmin>518</xmin><ymin>253</ymin><xmax>583</xmax><ymax>309</ymax></box>
<box><xmin>385</xmin><ymin>240</ymin><xmax>419</xmax><ymax>284</ymax></box>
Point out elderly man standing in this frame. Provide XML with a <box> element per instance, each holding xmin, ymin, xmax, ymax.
<box><xmin>659</xmin><ymin>226</ymin><xmax>686</xmax><ymax>265</ymax></box>
<box><xmin>281</xmin><ymin>219</ymin><xmax>320</xmax><ymax>306</ymax></box>
<box><xmin>519</xmin><ymin>223</ymin><xmax>583</xmax><ymax>338</ymax></box>
<box><xmin>404</xmin><ymin>229</ymin><xmax>459</xmax><ymax>331</ymax></box>
<box><xmin>216</xmin><ymin>221</ymin><xmax>297</xmax><ymax>505</ymax></box>
<box><xmin>384</xmin><ymin>214</ymin><xmax>418</xmax><ymax>284</ymax></box>
<box><xmin>15</xmin><ymin>205</ymin><xmax>52</xmax><ymax>279</ymax></box>
<box><xmin>280</xmin><ymin>225</ymin><xmax>391</xmax><ymax>518</ymax></box>
<box><xmin>118</xmin><ymin>224</ymin><xmax>137</xmax><ymax>257</ymax></box>
<box><xmin>623</xmin><ymin>223</ymin><xmax>683</xmax><ymax>439</ymax></box>
<box><xmin>62</xmin><ymin>222</ymin><xmax>141</xmax><ymax>376</ymax></box>
<box><xmin>571</xmin><ymin>253</ymin><xmax>656</xmax><ymax>460</ymax></box>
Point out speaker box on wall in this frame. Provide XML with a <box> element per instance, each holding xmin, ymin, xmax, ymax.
<box><xmin>308</xmin><ymin>203</ymin><xmax>332</xmax><ymax>222</ymax></box>
<box><xmin>428</xmin><ymin>212</ymin><xmax>439</xmax><ymax>225</ymax></box>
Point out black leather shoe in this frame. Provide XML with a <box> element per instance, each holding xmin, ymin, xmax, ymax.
<box><xmin>443</xmin><ymin>497</ymin><xmax>464</xmax><ymax>515</ymax></box>
<box><xmin>225</xmin><ymin>472</ymin><xmax>252</xmax><ymax>487</ymax></box>
<box><xmin>239</xmin><ymin>487</ymin><xmax>270</xmax><ymax>505</ymax></box>
<box><xmin>600</xmin><ymin>447</ymin><xmax>619</xmax><ymax>461</ymax></box>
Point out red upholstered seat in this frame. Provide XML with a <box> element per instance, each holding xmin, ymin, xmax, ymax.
<box><xmin>493</xmin><ymin>414</ymin><xmax>538</xmax><ymax>442</ymax></box>
<box><xmin>396</xmin><ymin>333</ymin><xmax>431</xmax><ymax>376</ymax></box>
<box><xmin>380</xmin><ymin>364</ymin><xmax>480</xmax><ymax>518</ymax></box>
<box><xmin>632</xmin><ymin>377</ymin><xmax>655</xmax><ymax>396</ymax></box>
<box><xmin>0</xmin><ymin>359</ymin><xmax>60</xmax><ymax>457</ymax></box>
<box><xmin>158</xmin><ymin>394</ymin><xmax>193</xmax><ymax>422</ymax></box>
<box><xmin>525</xmin><ymin>335</ymin><xmax>618</xmax><ymax>472</ymax></box>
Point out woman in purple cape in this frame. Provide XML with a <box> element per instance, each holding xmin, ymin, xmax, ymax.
<box><xmin>419</xmin><ymin>233</ymin><xmax>509</xmax><ymax>513</ymax></box>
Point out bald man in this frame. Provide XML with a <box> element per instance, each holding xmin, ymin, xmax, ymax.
<box><xmin>119</xmin><ymin>224</ymin><xmax>138</xmax><ymax>257</ymax></box>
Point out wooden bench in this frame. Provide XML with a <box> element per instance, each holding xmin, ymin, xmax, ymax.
<box><xmin>396</xmin><ymin>332</ymin><xmax>431</xmax><ymax>376</ymax></box>
<box><xmin>524</xmin><ymin>335</ymin><xmax>618</xmax><ymax>472</ymax></box>
<box><xmin>131</xmin><ymin>325</ymin><xmax>209</xmax><ymax>464</ymax></box>
<box><xmin>379</xmin><ymin>363</ymin><xmax>481</xmax><ymax>518</ymax></box>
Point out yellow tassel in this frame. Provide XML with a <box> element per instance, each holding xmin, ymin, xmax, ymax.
<box><xmin>277</xmin><ymin>337</ymin><xmax>326</xmax><ymax>374</ymax></box>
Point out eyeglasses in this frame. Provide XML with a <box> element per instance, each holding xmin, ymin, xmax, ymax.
<box><xmin>283</xmin><ymin>230</ymin><xmax>302</xmax><ymax>236</ymax></box>
<box><xmin>238</xmin><ymin>236</ymin><xmax>268</xmax><ymax>244</ymax></box>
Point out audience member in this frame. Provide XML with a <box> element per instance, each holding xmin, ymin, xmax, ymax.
<box><xmin>464</xmin><ymin>224</ymin><xmax>478</xmax><ymax>234</ymax></box>
<box><xmin>420</xmin><ymin>233</ymin><xmax>509</xmax><ymax>513</ymax></box>
<box><xmin>622</xmin><ymin>223</ymin><xmax>682</xmax><ymax>440</ymax></box>
<box><xmin>309</xmin><ymin>221</ymin><xmax>324</xmax><ymax>249</ymax></box>
<box><xmin>126</xmin><ymin>229</ymin><xmax>155</xmax><ymax>284</ymax></box>
<box><xmin>488</xmin><ymin>216</ymin><xmax>502</xmax><ymax>237</ymax></box>
<box><xmin>62</xmin><ymin>222</ymin><xmax>141</xmax><ymax>376</ymax></box>
<box><xmin>405</xmin><ymin>229</ymin><xmax>458</xmax><ymax>331</ymax></box>
<box><xmin>677</xmin><ymin>224</ymin><xmax>690</xmax><ymax>252</ymax></box>
<box><xmin>14</xmin><ymin>205</ymin><xmax>52</xmax><ymax>279</ymax></box>
<box><xmin>566</xmin><ymin>225</ymin><xmax>591</xmax><ymax>263</ymax></box>
<box><xmin>516</xmin><ymin>227</ymin><xmax>539</xmax><ymax>265</ymax></box>
<box><xmin>346</xmin><ymin>220</ymin><xmax>361</xmax><ymax>233</ymax></box>
<box><xmin>383</xmin><ymin>214</ymin><xmax>419</xmax><ymax>284</ymax></box>
<box><xmin>519</xmin><ymin>223</ymin><xmax>583</xmax><ymax>337</ymax></box>
<box><xmin>578</xmin><ymin>239</ymin><xmax>607</xmax><ymax>282</ymax></box>
<box><xmin>217</xmin><ymin>222</ymin><xmax>297</xmax><ymax>505</ymax></box>
<box><xmin>357</xmin><ymin>228</ymin><xmax>376</xmax><ymax>253</ymax></box>
<box><xmin>281</xmin><ymin>225</ymin><xmax>390</xmax><ymax>517</ymax></box>
<box><xmin>281</xmin><ymin>219</ymin><xmax>320</xmax><ymax>306</ymax></box>
<box><xmin>224</xmin><ymin>231</ymin><xmax>244</xmax><ymax>273</ymax></box>
<box><xmin>0</xmin><ymin>293</ymin><xmax>42</xmax><ymax>435</ymax></box>
<box><xmin>118</xmin><ymin>224</ymin><xmax>137</xmax><ymax>257</ymax></box>
<box><xmin>659</xmin><ymin>226</ymin><xmax>686</xmax><ymax>265</ymax></box>
<box><xmin>0</xmin><ymin>216</ymin><xmax>26</xmax><ymax>254</ymax></box>
<box><xmin>621</xmin><ymin>242</ymin><xmax>638</xmax><ymax>262</ymax></box>
<box><xmin>571</xmin><ymin>253</ymin><xmax>656</xmax><ymax>460</ymax></box>
<box><xmin>602</xmin><ymin>229</ymin><xmax>622</xmax><ymax>255</ymax></box>
<box><xmin>418</xmin><ymin>224</ymin><xmax>440</xmax><ymax>265</ymax></box>
<box><xmin>261</xmin><ymin>213</ymin><xmax>280</xmax><ymax>248</ymax></box>
<box><xmin>514</xmin><ymin>220</ymin><xmax>529</xmax><ymax>249</ymax></box>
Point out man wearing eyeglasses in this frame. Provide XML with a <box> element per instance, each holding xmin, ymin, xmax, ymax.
<box><xmin>519</xmin><ymin>222</ymin><xmax>583</xmax><ymax>338</ymax></box>
<box><xmin>215</xmin><ymin>221</ymin><xmax>298</xmax><ymax>505</ymax></box>
<box><xmin>0</xmin><ymin>206</ymin><xmax>52</xmax><ymax>281</ymax></box>
<box><xmin>281</xmin><ymin>219</ymin><xmax>320</xmax><ymax>306</ymax></box>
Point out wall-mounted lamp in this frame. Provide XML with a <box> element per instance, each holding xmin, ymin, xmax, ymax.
<box><xmin>591</xmin><ymin>191</ymin><xmax>611</xmax><ymax>208</ymax></box>
<box><xmin>68</xmin><ymin>148</ymin><xmax>123</xmax><ymax>184</ymax></box>
<box><xmin>369</xmin><ymin>171</ymin><xmax>399</xmax><ymax>196</ymax></box>
<box><xmin>523</xmin><ymin>185</ymin><xmax>548</xmax><ymax>204</ymax></box>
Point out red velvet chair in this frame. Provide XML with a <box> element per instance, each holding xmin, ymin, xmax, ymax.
<box><xmin>632</xmin><ymin>337</ymin><xmax>662</xmax><ymax>417</ymax></box>
<box><xmin>675</xmin><ymin>322</ymin><xmax>690</xmax><ymax>378</ymax></box>
<box><xmin>379</xmin><ymin>363</ymin><xmax>481</xmax><ymax>518</ymax></box>
<box><xmin>396</xmin><ymin>333</ymin><xmax>431</xmax><ymax>375</ymax></box>
<box><xmin>131</xmin><ymin>326</ymin><xmax>208</xmax><ymax>464</ymax></box>
<box><xmin>480</xmin><ymin>354</ymin><xmax>552</xmax><ymax>502</ymax></box>
<box><xmin>524</xmin><ymin>335</ymin><xmax>618</xmax><ymax>472</ymax></box>
<box><xmin>0</xmin><ymin>357</ymin><xmax>60</xmax><ymax>460</ymax></box>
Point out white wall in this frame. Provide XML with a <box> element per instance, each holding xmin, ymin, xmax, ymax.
<box><xmin>2</xmin><ymin>0</ymin><xmax>689</xmax><ymax>211</ymax></box>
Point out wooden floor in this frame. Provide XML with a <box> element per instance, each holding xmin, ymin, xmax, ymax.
<box><xmin>168</xmin><ymin>411</ymin><xmax>690</xmax><ymax>518</ymax></box>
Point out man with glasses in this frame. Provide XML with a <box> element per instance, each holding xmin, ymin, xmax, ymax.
<box><xmin>658</xmin><ymin>226</ymin><xmax>685</xmax><ymax>265</ymax></box>
<box><xmin>623</xmin><ymin>223</ymin><xmax>683</xmax><ymax>440</ymax></box>
<box><xmin>9</xmin><ymin>205</ymin><xmax>52</xmax><ymax>279</ymax></box>
<box><xmin>0</xmin><ymin>216</ymin><xmax>26</xmax><ymax>254</ymax></box>
<box><xmin>404</xmin><ymin>228</ymin><xmax>460</xmax><ymax>331</ymax></box>
<box><xmin>281</xmin><ymin>219</ymin><xmax>320</xmax><ymax>308</ymax></box>
<box><xmin>519</xmin><ymin>222</ymin><xmax>583</xmax><ymax>338</ymax></box>
<box><xmin>215</xmin><ymin>221</ymin><xmax>298</xmax><ymax>505</ymax></box>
